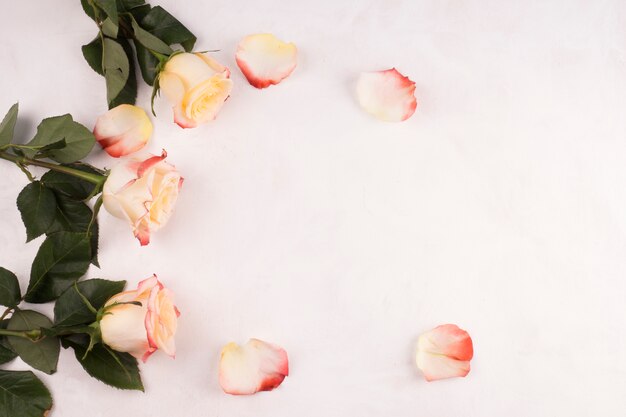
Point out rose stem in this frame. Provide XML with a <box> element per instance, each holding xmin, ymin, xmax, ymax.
<box><xmin>0</xmin><ymin>151</ymin><xmax>105</xmax><ymax>185</ymax></box>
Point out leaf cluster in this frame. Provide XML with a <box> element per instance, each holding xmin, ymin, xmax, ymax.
<box><xmin>81</xmin><ymin>0</ymin><xmax>197</xmax><ymax>108</ymax></box>
<box><xmin>0</xmin><ymin>103</ymin><xmax>145</xmax><ymax>415</ymax></box>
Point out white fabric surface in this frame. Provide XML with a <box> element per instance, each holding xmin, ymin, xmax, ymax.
<box><xmin>1</xmin><ymin>0</ymin><xmax>625</xmax><ymax>415</ymax></box>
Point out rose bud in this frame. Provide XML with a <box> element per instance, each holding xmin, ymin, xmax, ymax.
<box><xmin>93</xmin><ymin>104</ymin><xmax>153</xmax><ymax>157</ymax></box>
<box><xmin>100</xmin><ymin>275</ymin><xmax>179</xmax><ymax>362</ymax></box>
<box><xmin>159</xmin><ymin>52</ymin><xmax>233</xmax><ymax>128</ymax></box>
<box><xmin>102</xmin><ymin>150</ymin><xmax>183</xmax><ymax>246</ymax></box>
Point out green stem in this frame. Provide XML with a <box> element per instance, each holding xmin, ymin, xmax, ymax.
<box><xmin>47</xmin><ymin>326</ymin><xmax>92</xmax><ymax>337</ymax></box>
<box><xmin>150</xmin><ymin>50</ymin><xmax>170</xmax><ymax>62</ymax></box>
<box><xmin>16</xmin><ymin>163</ymin><xmax>35</xmax><ymax>182</ymax></box>
<box><xmin>0</xmin><ymin>151</ymin><xmax>105</xmax><ymax>186</ymax></box>
<box><xmin>0</xmin><ymin>307</ymin><xmax>13</xmax><ymax>321</ymax></box>
<box><xmin>0</xmin><ymin>328</ymin><xmax>40</xmax><ymax>340</ymax></box>
<box><xmin>87</xmin><ymin>195</ymin><xmax>103</xmax><ymax>233</ymax></box>
<box><xmin>73</xmin><ymin>281</ymin><xmax>98</xmax><ymax>315</ymax></box>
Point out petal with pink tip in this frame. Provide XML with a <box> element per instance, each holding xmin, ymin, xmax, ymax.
<box><xmin>356</xmin><ymin>68</ymin><xmax>417</xmax><ymax>122</ymax></box>
<box><xmin>236</xmin><ymin>34</ymin><xmax>297</xmax><ymax>89</ymax></box>
<box><xmin>219</xmin><ymin>338</ymin><xmax>289</xmax><ymax>395</ymax></box>
<box><xmin>93</xmin><ymin>104</ymin><xmax>152</xmax><ymax>157</ymax></box>
<box><xmin>415</xmin><ymin>324</ymin><xmax>473</xmax><ymax>382</ymax></box>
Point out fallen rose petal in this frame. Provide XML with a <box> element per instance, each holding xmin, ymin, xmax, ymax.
<box><xmin>94</xmin><ymin>104</ymin><xmax>152</xmax><ymax>157</ymax></box>
<box><xmin>236</xmin><ymin>33</ymin><xmax>297</xmax><ymax>89</ymax></box>
<box><xmin>356</xmin><ymin>68</ymin><xmax>417</xmax><ymax>122</ymax></box>
<box><xmin>219</xmin><ymin>338</ymin><xmax>289</xmax><ymax>395</ymax></box>
<box><xmin>415</xmin><ymin>324</ymin><xmax>473</xmax><ymax>382</ymax></box>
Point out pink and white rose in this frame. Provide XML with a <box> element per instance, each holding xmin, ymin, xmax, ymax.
<box><xmin>159</xmin><ymin>52</ymin><xmax>233</xmax><ymax>128</ymax></box>
<box><xmin>102</xmin><ymin>150</ymin><xmax>183</xmax><ymax>246</ymax></box>
<box><xmin>100</xmin><ymin>275</ymin><xmax>179</xmax><ymax>362</ymax></box>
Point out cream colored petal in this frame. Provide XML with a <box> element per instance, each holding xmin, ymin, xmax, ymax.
<box><xmin>149</xmin><ymin>288</ymin><xmax>178</xmax><ymax>357</ymax></box>
<box><xmin>236</xmin><ymin>33</ymin><xmax>297</xmax><ymax>89</ymax></box>
<box><xmin>415</xmin><ymin>324</ymin><xmax>474</xmax><ymax>381</ymax></box>
<box><xmin>195</xmin><ymin>53</ymin><xmax>229</xmax><ymax>75</ymax></box>
<box><xmin>219</xmin><ymin>338</ymin><xmax>289</xmax><ymax>395</ymax></box>
<box><xmin>159</xmin><ymin>71</ymin><xmax>186</xmax><ymax>105</ymax></box>
<box><xmin>182</xmin><ymin>75</ymin><xmax>233</xmax><ymax>124</ymax></box>
<box><xmin>163</xmin><ymin>52</ymin><xmax>215</xmax><ymax>87</ymax></box>
<box><xmin>93</xmin><ymin>104</ymin><xmax>152</xmax><ymax>139</ymax></box>
<box><xmin>416</xmin><ymin>350</ymin><xmax>471</xmax><ymax>382</ymax></box>
<box><xmin>356</xmin><ymin>68</ymin><xmax>417</xmax><ymax>122</ymax></box>
<box><xmin>100</xmin><ymin>302</ymin><xmax>150</xmax><ymax>360</ymax></box>
<box><xmin>102</xmin><ymin>158</ymin><xmax>140</xmax><ymax>195</ymax></box>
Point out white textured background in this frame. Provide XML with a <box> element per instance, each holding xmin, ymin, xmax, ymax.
<box><xmin>1</xmin><ymin>0</ymin><xmax>626</xmax><ymax>415</ymax></box>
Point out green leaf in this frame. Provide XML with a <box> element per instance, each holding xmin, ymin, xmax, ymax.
<box><xmin>40</xmin><ymin>162</ymin><xmax>103</xmax><ymax>200</ymax></box>
<box><xmin>130</xmin><ymin>16</ymin><xmax>173</xmax><ymax>55</ymax></box>
<box><xmin>0</xmin><ymin>320</ymin><xmax>18</xmax><ymax>365</ymax></box>
<box><xmin>62</xmin><ymin>336</ymin><xmax>144</xmax><ymax>391</ymax></box>
<box><xmin>128</xmin><ymin>3</ymin><xmax>151</xmax><ymax>21</ymax></box>
<box><xmin>29</xmin><ymin>139</ymin><xmax>68</xmax><ymax>158</ymax></box>
<box><xmin>47</xmin><ymin>193</ymin><xmax>92</xmax><ymax>234</ymax></box>
<box><xmin>89</xmin><ymin>220</ymin><xmax>100</xmax><ymax>267</ymax></box>
<box><xmin>103</xmin><ymin>38</ymin><xmax>130</xmax><ymax>106</ymax></box>
<box><xmin>101</xmin><ymin>17</ymin><xmax>118</xmax><ymax>38</ymax></box>
<box><xmin>81</xmin><ymin>0</ymin><xmax>97</xmax><ymax>21</ymax></box>
<box><xmin>0</xmin><ymin>103</ymin><xmax>18</xmax><ymax>146</ymax></box>
<box><xmin>108</xmin><ymin>38</ymin><xmax>138</xmax><ymax>108</ymax></box>
<box><xmin>82</xmin><ymin>36</ymin><xmax>104</xmax><ymax>75</ymax></box>
<box><xmin>16</xmin><ymin>182</ymin><xmax>57</xmax><ymax>242</ymax></box>
<box><xmin>54</xmin><ymin>279</ymin><xmax>125</xmax><ymax>327</ymax></box>
<box><xmin>45</xmin><ymin>192</ymin><xmax>99</xmax><ymax>266</ymax></box>
<box><xmin>141</xmin><ymin>6</ymin><xmax>197</xmax><ymax>51</ymax></box>
<box><xmin>0</xmin><ymin>370</ymin><xmax>52</xmax><ymax>417</ymax></box>
<box><xmin>25</xmin><ymin>232</ymin><xmax>91</xmax><ymax>303</ymax></box>
<box><xmin>95</xmin><ymin>0</ymin><xmax>118</xmax><ymax>26</ymax></box>
<box><xmin>135</xmin><ymin>42</ymin><xmax>159</xmax><ymax>85</ymax></box>
<box><xmin>0</xmin><ymin>268</ymin><xmax>20</xmax><ymax>308</ymax></box>
<box><xmin>7</xmin><ymin>310</ymin><xmax>60</xmax><ymax>374</ymax></box>
<box><xmin>25</xmin><ymin>115</ymin><xmax>95</xmax><ymax>164</ymax></box>
<box><xmin>117</xmin><ymin>0</ymin><xmax>145</xmax><ymax>10</ymax></box>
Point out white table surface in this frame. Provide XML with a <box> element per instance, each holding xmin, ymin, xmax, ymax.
<box><xmin>1</xmin><ymin>0</ymin><xmax>625</xmax><ymax>415</ymax></box>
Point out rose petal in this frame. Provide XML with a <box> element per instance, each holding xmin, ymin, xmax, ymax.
<box><xmin>415</xmin><ymin>324</ymin><xmax>473</xmax><ymax>381</ymax></box>
<box><xmin>163</xmin><ymin>53</ymin><xmax>217</xmax><ymax>87</ymax></box>
<box><xmin>219</xmin><ymin>338</ymin><xmax>289</xmax><ymax>395</ymax></box>
<box><xmin>356</xmin><ymin>68</ymin><xmax>417</xmax><ymax>122</ymax></box>
<box><xmin>159</xmin><ymin>72</ymin><xmax>186</xmax><ymax>105</ymax></box>
<box><xmin>94</xmin><ymin>104</ymin><xmax>152</xmax><ymax>158</ymax></box>
<box><xmin>236</xmin><ymin>33</ymin><xmax>297</xmax><ymax>89</ymax></box>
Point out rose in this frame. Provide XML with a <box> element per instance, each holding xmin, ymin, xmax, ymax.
<box><xmin>102</xmin><ymin>150</ymin><xmax>183</xmax><ymax>246</ymax></box>
<box><xmin>93</xmin><ymin>104</ymin><xmax>153</xmax><ymax>157</ymax></box>
<box><xmin>159</xmin><ymin>52</ymin><xmax>233</xmax><ymax>128</ymax></box>
<box><xmin>100</xmin><ymin>275</ymin><xmax>179</xmax><ymax>362</ymax></box>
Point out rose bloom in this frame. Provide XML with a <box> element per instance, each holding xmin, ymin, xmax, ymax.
<box><xmin>100</xmin><ymin>275</ymin><xmax>179</xmax><ymax>362</ymax></box>
<box><xmin>159</xmin><ymin>52</ymin><xmax>233</xmax><ymax>128</ymax></box>
<box><xmin>102</xmin><ymin>150</ymin><xmax>183</xmax><ymax>246</ymax></box>
<box><xmin>93</xmin><ymin>104</ymin><xmax>152</xmax><ymax>157</ymax></box>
